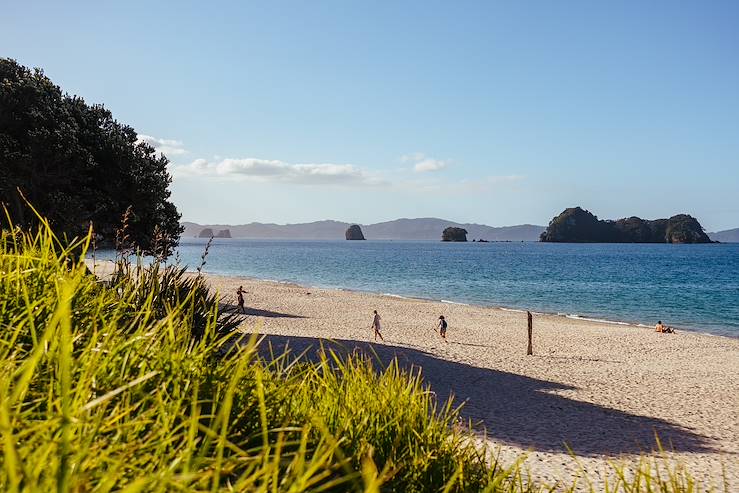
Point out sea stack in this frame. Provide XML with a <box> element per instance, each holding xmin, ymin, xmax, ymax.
<box><xmin>441</xmin><ymin>227</ymin><xmax>468</xmax><ymax>242</ymax></box>
<box><xmin>345</xmin><ymin>224</ymin><xmax>366</xmax><ymax>240</ymax></box>
<box><xmin>198</xmin><ymin>228</ymin><xmax>214</xmax><ymax>238</ymax></box>
<box><xmin>540</xmin><ymin>207</ymin><xmax>713</xmax><ymax>243</ymax></box>
<box><xmin>215</xmin><ymin>229</ymin><xmax>232</xmax><ymax>238</ymax></box>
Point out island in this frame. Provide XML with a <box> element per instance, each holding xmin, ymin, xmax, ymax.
<box><xmin>197</xmin><ymin>228</ymin><xmax>232</xmax><ymax>238</ymax></box>
<box><xmin>540</xmin><ymin>207</ymin><xmax>713</xmax><ymax>243</ymax></box>
<box><xmin>442</xmin><ymin>227</ymin><xmax>468</xmax><ymax>242</ymax></box>
<box><xmin>345</xmin><ymin>224</ymin><xmax>366</xmax><ymax>240</ymax></box>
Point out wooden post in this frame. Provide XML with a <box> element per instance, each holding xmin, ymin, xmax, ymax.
<box><xmin>527</xmin><ymin>311</ymin><xmax>533</xmax><ymax>355</ymax></box>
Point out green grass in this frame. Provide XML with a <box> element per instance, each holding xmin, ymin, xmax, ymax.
<box><xmin>0</xmin><ymin>219</ymin><xmax>725</xmax><ymax>492</ymax></box>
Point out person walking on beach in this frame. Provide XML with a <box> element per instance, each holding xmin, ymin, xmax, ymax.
<box><xmin>371</xmin><ymin>310</ymin><xmax>385</xmax><ymax>342</ymax></box>
<box><xmin>236</xmin><ymin>286</ymin><xmax>247</xmax><ymax>314</ymax></box>
<box><xmin>437</xmin><ymin>315</ymin><xmax>448</xmax><ymax>342</ymax></box>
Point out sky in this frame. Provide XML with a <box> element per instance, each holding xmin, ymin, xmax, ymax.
<box><xmin>3</xmin><ymin>1</ymin><xmax>738</xmax><ymax>230</ymax></box>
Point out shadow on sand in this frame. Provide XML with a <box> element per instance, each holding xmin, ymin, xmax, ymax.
<box><xmin>220</xmin><ymin>303</ymin><xmax>306</xmax><ymax>319</ymax></box>
<box><xmin>234</xmin><ymin>333</ymin><xmax>716</xmax><ymax>457</ymax></box>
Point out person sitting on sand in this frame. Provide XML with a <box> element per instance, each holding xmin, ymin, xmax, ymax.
<box><xmin>438</xmin><ymin>315</ymin><xmax>448</xmax><ymax>342</ymax></box>
<box><xmin>371</xmin><ymin>310</ymin><xmax>385</xmax><ymax>342</ymax></box>
<box><xmin>655</xmin><ymin>320</ymin><xmax>674</xmax><ymax>333</ymax></box>
<box><xmin>236</xmin><ymin>286</ymin><xmax>247</xmax><ymax>314</ymax></box>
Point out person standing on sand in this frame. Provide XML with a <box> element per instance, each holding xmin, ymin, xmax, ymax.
<box><xmin>438</xmin><ymin>315</ymin><xmax>448</xmax><ymax>342</ymax></box>
<box><xmin>236</xmin><ymin>286</ymin><xmax>247</xmax><ymax>314</ymax></box>
<box><xmin>371</xmin><ymin>310</ymin><xmax>385</xmax><ymax>342</ymax></box>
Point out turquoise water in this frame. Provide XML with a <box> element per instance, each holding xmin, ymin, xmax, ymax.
<box><xmin>104</xmin><ymin>239</ymin><xmax>739</xmax><ymax>337</ymax></box>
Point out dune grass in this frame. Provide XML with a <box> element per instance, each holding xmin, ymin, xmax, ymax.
<box><xmin>0</xmin><ymin>219</ymin><xmax>723</xmax><ymax>492</ymax></box>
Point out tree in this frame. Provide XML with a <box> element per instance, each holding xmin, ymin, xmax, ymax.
<box><xmin>0</xmin><ymin>58</ymin><xmax>183</xmax><ymax>256</ymax></box>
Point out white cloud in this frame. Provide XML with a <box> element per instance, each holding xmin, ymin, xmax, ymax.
<box><xmin>137</xmin><ymin>134</ymin><xmax>188</xmax><ymax>156</ymax></box>
<box><xmin>400</xmin><ymin>152</ymin><xmax>449</xmax><ymax>173</ymax></box>
<box><xmin>173</xmin><ymin>157</ymin><xmax>385</xmax><ymax>187</ymax></box>
<box><xmin>162</xmin><ymin>144</ymin><xmax>519</xmax><ymax>193</ymax></box>
<box><xmin>413</xmin><ymin>159</ymin><xmax>448</xmax><ymax>173</ymax></box>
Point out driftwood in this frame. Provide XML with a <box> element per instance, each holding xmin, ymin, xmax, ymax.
<box><xmin>527</xmin><ymin>311</ymin><xmax>533</xmax><ymax>355</ymax></box>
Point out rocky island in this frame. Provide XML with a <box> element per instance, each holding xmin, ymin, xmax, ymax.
<box><xmin>198</xmin><ymin>228</ymin><xmax>231</xmax><ymax>238</ymax></box>
<box><xmin>345</xmin><ymin>224</ymin><xmax>366</xmax><ymax>240</ymax></box>
<box><xmin>197</xmin><ymin>228</ymin><xmax>232</xmax><ymax>238</ymax></box>
<box><xmin>540</xmin><ymin>207</ymin><xmax>713</xmax><ymax>243</ymax></box>
<box><xmin>442</xmin><ymin>227</ymin><xmax>468</xmax><ymax>242</ymax></box>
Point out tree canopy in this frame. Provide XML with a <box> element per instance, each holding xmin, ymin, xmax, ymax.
<box><xmin>0</xmin><ymin>58</ymin><xmax>182</xmax><ymax>255</ymax></box>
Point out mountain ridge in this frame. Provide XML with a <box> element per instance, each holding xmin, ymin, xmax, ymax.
<box><xmin>181</xmin><ymin>218</ymin><xmax>545</xmax><ymax>241</ymax></box>
<box><xmin>709</xmin><ymin>228</ymin><xmax>739</xmax><ymax>243</ymax></box>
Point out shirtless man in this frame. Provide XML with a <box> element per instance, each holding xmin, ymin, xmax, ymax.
<box><xmin>655</xmin><ymin>320</ymin><xmax>674</xmax><ymax>333</ymax></box>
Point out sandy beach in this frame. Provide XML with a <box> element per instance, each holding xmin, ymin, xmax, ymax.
<box><xmin>203</xmin><ymin>272</ymin><xmax>739</xmax><ymax>490</ymax></box>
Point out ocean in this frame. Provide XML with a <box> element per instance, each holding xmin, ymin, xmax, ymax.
<box><xmin>98</xmin><ymin>239</ymin><xmax>739</xmax><ymax>337</ymax></box>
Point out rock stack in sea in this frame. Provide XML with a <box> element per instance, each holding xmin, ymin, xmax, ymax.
<box><xmin>441</xmin><ymin>227</ymin><xmax>468</xmax><ymax>242</ymax></box>
<box><xmin>345</xmin><ymin>225</ymin><xmax>366</xmax><ymax>240</ymax></box>
<box><xmin>215</xmin><ymin>229</ymin><xmax>231</xmax><ymax>238</ymax></box>
<box><xmin>198</xmin><ymin>228</ymin><xmax>214</xmax><ymax>238</ymax></box>
<box><xmin>540</xmin><ymin>207</ymin><xmax>713</xmax><ymax>243</ymax></box>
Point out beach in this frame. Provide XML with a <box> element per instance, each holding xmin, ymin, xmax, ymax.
<box><xmin>205</xmin><ymin>273</ymin><xmax>739</xmax><ymax>490</ymax></box>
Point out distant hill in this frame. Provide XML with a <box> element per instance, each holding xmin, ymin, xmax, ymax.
<box><xmin>540</xmin><ymin>207</ymin><xmax>713</xmax><ymax>244</ymax></box>
<box><xmin>181</xmin><ymin>218</ymin><xmax>545</xmax><ymax>241</ymax></box>
<box><xmin>709</xmin><ymin>228</ymin><xmax>739</xmax><ymax>243</ymax></box>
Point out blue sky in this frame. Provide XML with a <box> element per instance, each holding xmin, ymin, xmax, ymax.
<box><xmin>3</xmin><ymin>1</ymin><xmax>738</xmax><ymax>230</ymax></box>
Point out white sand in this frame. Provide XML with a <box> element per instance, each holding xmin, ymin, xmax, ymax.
<box><xmin>204</xmin><ymin>273</ymin><xmax>739</xmax><ymax>491</ymax></box>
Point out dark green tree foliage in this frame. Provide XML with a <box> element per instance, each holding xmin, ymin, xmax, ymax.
<box><xmin>540</xmin><ymin>207</ymin><xmax>713</xmax><ymax>243</ymax></box>
<box><xmin>441</xmin><ymin>227</ymin><xmax>468</xmax><ymax>242</ymax></box>
<box><xmin>0</xmin><ymin>58</ymin><xmax>182</xmax><ymax>255</ymax></box>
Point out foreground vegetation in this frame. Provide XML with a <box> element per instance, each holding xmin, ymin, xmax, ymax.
<box><xmin>0</xmin><ymin>221</ymin><xmax>721</xmax><ymax>491</ymax></box>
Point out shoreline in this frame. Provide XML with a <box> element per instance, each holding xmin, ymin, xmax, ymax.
<box><xmin>201</xmin><ymin>271</ymin><xmax>739</xmax><ymax>489</ymax></box>
<box><xmin>195</xmin><ymin>268</ymin><xmax>738</xmax><ymax>340</ymax></box>
<box><xmin>86</xmin><ymin>260</ymin><xmax>739</xmax><ymax>488</ymax></box>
